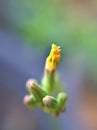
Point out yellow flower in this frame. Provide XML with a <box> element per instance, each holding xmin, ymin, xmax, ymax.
<box><xmin>45</xmin><ymin>44</ymin><xmax>61</xmax><ymax>72</ymax></box>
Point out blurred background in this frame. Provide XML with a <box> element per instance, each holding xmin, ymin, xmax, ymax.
<box><xmin>0</xmin><ymin>0</ymin><xmax>97</xmax><ymax>130</ymax></box>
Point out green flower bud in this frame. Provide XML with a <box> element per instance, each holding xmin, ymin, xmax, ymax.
<box><xmin>57</xmin><ymin>92</ymin><xmax>68</xmax><ymax>111</ymax></box>
<box><xmin>26</xmin><ymin>79</ymin><xmax>47</xmax><ymax>103</ymax></box>
<box><xmin>43</xmin><ymin>95</ymin><xmax>59</xmax><ymax>112</ymax></box>
<box><xmin>23</xmin><ymin>95</ymin><xmax>36</xmax><ymax>108</ymax></box>
<box><xmin>26</xmin><ymin>79</ymin><xmax>36</xmax><ymax>93</ymax></box>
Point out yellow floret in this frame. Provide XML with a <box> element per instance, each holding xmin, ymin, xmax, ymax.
<box><xmin>45</xmin><ymin>44</ymin><xmax>61</xmax><ymax>72</ymax></box>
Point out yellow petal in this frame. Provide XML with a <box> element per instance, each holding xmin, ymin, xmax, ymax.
<box><xmin>45</xmin><ymin>44</ymin><xmax>61</xmax><ymax>72</ymax></box>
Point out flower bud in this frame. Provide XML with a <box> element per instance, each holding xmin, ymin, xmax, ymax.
<box><xmin>26</xmin><ymin>79</ymin><xmax>47</xmax><ymax>102</ymax></box>
<box><xmin>43</xmin><ymin>95</ymin><xmax>59</xmax><ymax>112</ymax></box>
<box><xmin>57</xmin><ymin>92</ymin><xmax>67</xmax><ymax>111</ymax></box>
<box><xmin>26</xmin><ymin>79</ymin><xmax>36</xmax><ymax>93</ymax></box>
<box><xmin>23</xmin><ymin>95</ymin><xmax>36</xmax><ymax>108</ymax></box>
<box><xmin>42</xmin><ymin>44</ymin><xmax>61</xmax><ymax>94</ymax></box>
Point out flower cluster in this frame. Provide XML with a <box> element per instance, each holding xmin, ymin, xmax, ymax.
<box><xmin>23</xmin><ymin>44</ymin><xmax>67</xmax><ymax>117</ymax></box>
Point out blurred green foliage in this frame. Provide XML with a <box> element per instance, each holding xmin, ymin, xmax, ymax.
<box><xmin>2</xmin><ymin>0</ymin><xmax>97</xmax><ymax>76</ymax></box>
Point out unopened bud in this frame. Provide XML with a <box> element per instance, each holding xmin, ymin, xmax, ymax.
<box><xmin>26</xmin><ymin>79</ymin><xmax>46</xmax><ymax>102</ymax></box>
<box><xmin>23</xmin><ymin>95</ymin><xmax>36</xmax><ymax>108</ymax></box>
<box><xmin>26</xmin><ymin>79</ymin><xmax>36</xmax><ymax>93</ymax></box>
<box><xmin>43</xmin><ymin>95</ymin><xmax>59</xmax><ymax>111</ymax></box>
<box><xmin>57</xmin><ymin>92</ymin><xmax>67</xmax><ymax>110</ymax></box>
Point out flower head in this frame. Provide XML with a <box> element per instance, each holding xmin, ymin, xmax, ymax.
<box><xmin>45</xmin><ymin>44</ymin><xmax>61</xmax><ymax>72</ymax></box>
